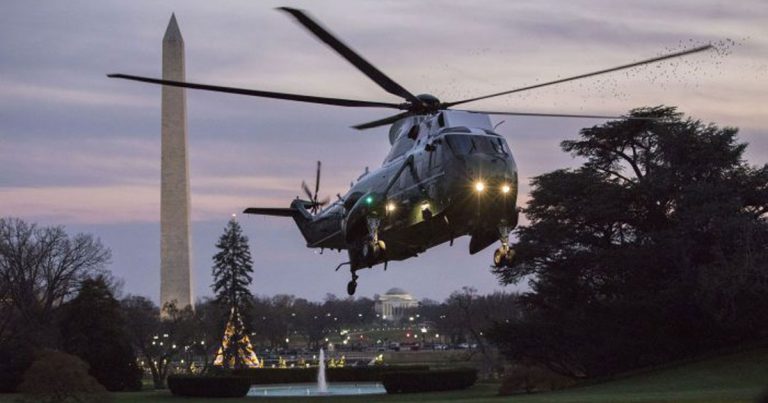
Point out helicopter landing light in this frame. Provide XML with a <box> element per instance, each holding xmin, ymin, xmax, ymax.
<box><xmin>420</xmin><ymin>202</ymin><xmax>430</xmax><ymax>211</ymax></box>
<box><xmin>386</xmin><ymin>202</ymin><xmax>396</xmax><ymax>212</ymax></box>
<box><xmin>501</xmin><ymin>184</ymin><xmax>511</xmax><ymax>194</ymax></box>
<box><xmin>474</xmin><ymin>181</ymin><xmax>485</xmax><ymax>192</ymax></box>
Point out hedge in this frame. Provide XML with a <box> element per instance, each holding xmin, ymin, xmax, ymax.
<box><xmin>167</xmin><ymin>375</ymin><xmax>251</xmax><ymax>397</ymax></box>
<box><xmin>231</xmin><ymin>365</ymin><xmax>430</xmax><ymax>385</ymax></box>
<box><xmin>382</xmin><ymin>368</ymin><xmax>478</xmax><ymax>394</ymax></box>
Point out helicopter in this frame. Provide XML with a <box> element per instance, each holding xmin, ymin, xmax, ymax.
<box><xmin>109</xmin><ymin>7</ymin><xmax>712</xmax><ymax>295</ymax></box>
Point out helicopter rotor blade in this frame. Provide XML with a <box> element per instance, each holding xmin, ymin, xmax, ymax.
<box><xmin>314</xmin><ymin>161</ymin><xmax>321</xmax><ymax>202</ymax></box>
<box><xmin>301</xmin><ymin>181</ymin><xmax>314</xmax><ymax>201</ymax></box>
<box><xmin>107</xmin><ymin>74</ymin><xmax>404</xmax><ymax>109</ymax></box>
<box><xmin>352</xmin><ymin>111</ymin><xmax>412</xmax><ymax>130</ymax></box>
<box><xmin>460</xmin><ymin>109</ymin><xmax>658</xmax><ymax>120</ymax></box>
<box><xmin>442</xmin><ymin>44</ymin><xmax>713</xmax><ymax>108</ymax></box>
<box><xmin>317</xmin><ymin>196</ymin><xmax>331</xmax><ymax>207</ymax></box>
<box><xmin>277</xmin><ymin>7</ymin><xmax>421</xmax><ymax>106</ymax></box>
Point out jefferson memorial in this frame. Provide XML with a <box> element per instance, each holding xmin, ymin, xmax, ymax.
<box><xmin>374</xmin><ymin>288</ymin><xmax>419</xmax><ymax>321</ymax></box>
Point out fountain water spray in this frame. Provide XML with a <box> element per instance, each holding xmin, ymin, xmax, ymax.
<box><xmin>317</xmin><ymin>348</ymin><xmax>328</xmax><ymax>393</ymax></box>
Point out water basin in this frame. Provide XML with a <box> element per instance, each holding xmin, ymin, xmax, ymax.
<box><xmin>248</xmin><ymin>382</ymin><xmax>386</xmax><ymax>397</ymax></box>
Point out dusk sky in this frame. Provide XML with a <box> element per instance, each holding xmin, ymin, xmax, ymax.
<box><xmin>1</xmin><ymin>0</ymin><xmax>766</xmax><ymax>303</ymax></box>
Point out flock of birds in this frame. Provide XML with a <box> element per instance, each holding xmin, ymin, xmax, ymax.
<box><xmin>416</xmin><ymin>37</ymin><xmax>745</xmax><ymax>112</ymax></box>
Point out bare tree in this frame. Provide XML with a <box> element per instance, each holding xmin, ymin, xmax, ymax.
<box><xmin>445</xmin><ymin>287</ymin><xmax>520</xmax><ymax>378</ymax></box>
<box><xmin>121</xmin><ymin>297</ymin><xmax>200</xmax><ymax>389</ymax></box>
<box><xmin>0</xmin><ymin>217</ymin><xmax>110</xmax><ymax>345</ymax></box>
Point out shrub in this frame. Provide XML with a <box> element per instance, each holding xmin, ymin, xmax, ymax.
<box><xmin>17</xmin><ymin>349</ymin><xmax>110</xmax><ymax>403</ymax></box>
<box><xmin>167</xmin><ymin>375</ymin><xmax>251</xmax><ymax>398</ymax></box>
<box><xmin>231</xmin><ymin>365</ymin><xmax>430</xmax><ymax>384</ymax></box>
<box><xmin>382</xmin><ymin>368</ymin><xmax>477</xmax><ymax>394</ymax></box>
<box><xmin>329</xmin><ymin>366</ymin><xmax>429</xmax><ymax>382</ymax></box>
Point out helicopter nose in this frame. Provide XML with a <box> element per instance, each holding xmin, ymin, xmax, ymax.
<box><xmin>462</xmin><ymin>154</ymin><xmax>517</xmax><ymax>196</ymax></box>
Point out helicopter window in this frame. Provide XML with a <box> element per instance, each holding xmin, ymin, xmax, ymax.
<box><xmin>385</xmin><ymin>135</ymin><xmax>415</xmax><ymax>162</ymax></box>
<box><xmin>440</xmin><ymin>126</ymin><xmax>471</xmax><ymax>134</ymax></box>
<box><xmin>446</xmin><ymin>134</ymin><xmax>509</xmax><ymax>156</ymax></box>
<box><xmin>407</xmin><ymin>125</ymin><xmax>420</xmax><ymax>139</ymax></box>
<box><xmin>446</xmin><ymin>135</ymin><xmax>474</xmax><ymax>155</ymax></box>
<box><xmin>491</xmin><ymin>137</ymin><xmax>510</xmax><ymax>155</ymax></box>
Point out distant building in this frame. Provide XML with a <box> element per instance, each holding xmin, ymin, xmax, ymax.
<box><xmin>375</xmin><ymin>288</ymin><xmax>419</xmax><ymax>321</ymax></box>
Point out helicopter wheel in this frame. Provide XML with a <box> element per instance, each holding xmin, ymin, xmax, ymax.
<box><xmin>493</xmin><ymin>248</ymin><xmax>505</xmax><ymax>267</ymax></box>
<box><xmin>376</xmin><ymin>240</ymin><xmax>386</xmax><ymax>257</ymax></box>
<box><xmin>347</xmin><ymin>272</ymin><xmax>359</xmax><ymax>296</ymax></box>
<box><xmin>493</xmin><ymin>247</ymin><xmax>516</xmax><ymax>268</ymax></box>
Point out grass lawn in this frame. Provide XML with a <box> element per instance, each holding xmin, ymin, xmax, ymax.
<box><xmin>3</xmin><ymin>348</ymin><xmax>767</xmax><ymax>403</ymax></box>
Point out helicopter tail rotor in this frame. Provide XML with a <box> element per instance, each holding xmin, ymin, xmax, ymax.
<box><xmin>302</xmin><ymin>161</ymin><xmax>329</xmax><ymax>214</ymax></box>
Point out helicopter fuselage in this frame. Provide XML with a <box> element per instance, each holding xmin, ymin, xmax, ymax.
<box><xmin>296</xmin><ymin>110</ymin><xmax>518</xmax><ymax>271</ymax></box>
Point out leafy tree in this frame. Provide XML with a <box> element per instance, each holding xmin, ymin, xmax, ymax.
<box><xmin>60</xmin><ymin>277</ymin><xmax>142</xmax><ymax>391</ymax></box>
<box><xmin>490</xmin><ymin>106</ymin><xmax>768</xmax><ymax>377</ymax></box>
<box><xmin>211</xmin><ymin>218</ymin><xmax>255</xmax><ymax>368</ymax></box>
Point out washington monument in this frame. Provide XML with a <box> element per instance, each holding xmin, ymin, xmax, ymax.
<box><xmin>160</xmin><ymin>14</ymin><xmax>193</xmax><ymax>310</ymax></box>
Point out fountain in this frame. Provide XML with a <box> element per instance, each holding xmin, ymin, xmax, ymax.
<box><xmin>317</xmin><ymin>347</ymin><xmax>328</xmax><ymax>393</ymax></box>
<box><xmin>247</xmin><ymin>347</ymin><xmax>386</xmax><ymax>397</ymax></box>
<box><xmin>317</xmin><ymin>348</ymin><xmax>328</xmax><ymax>393</ymax></box>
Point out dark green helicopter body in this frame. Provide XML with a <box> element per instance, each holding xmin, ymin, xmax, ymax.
<box><xmin>261</xmin><ymin>109</ymin><xmax>519</xmax><ymax>294</ymax></box>
<box><xmin>108</xmin><ymin>7</ymin><xmax>712</xmax><ymax>294</ymax></box>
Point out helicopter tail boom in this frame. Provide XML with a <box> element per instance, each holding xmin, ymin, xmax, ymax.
<box><xmin>244</xmin><ymin>200</ymin><xmax>341</xmax><ymax>249</ymax></box>
<box><xmin>242</xmin><ymin>207</ymin><xmax>297</xmax><ymax>217</ymax></box>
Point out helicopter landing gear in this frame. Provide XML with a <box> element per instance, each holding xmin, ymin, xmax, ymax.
<box><xmin>347</xmin><ymin>271</ymin><xmax>359</xmax><ymax>296</ymax></box>
<box><xmin>362</xmin><ymin>216</ymin><xmax>386</xmax><ymax>263</ymax></box>
<box><xmin>493</xmin><ymin>221</ymin><xmax>516</xmax><ymax>268</ymax></box>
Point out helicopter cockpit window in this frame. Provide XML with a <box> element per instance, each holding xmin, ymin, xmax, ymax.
<box><xmin>445</xmin><ymin>134</ymin><xmax>509</xmax><ymax>156</ymax></box>
<box><xmin>446</xmin><ymin>135</ymin><xmax>474</xmax><ymax>155</ymax></box>
<box><xmin>491</xmin><ymin>137</ymin><xmax>510</xmax><ymax>155</ymax></box>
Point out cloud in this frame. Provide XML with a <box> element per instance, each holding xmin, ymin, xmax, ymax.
<box><xmin>0</xmin><ymin>80</ymin><xmax>155</xmax><ymax>109</ymax></box>
<box><xmin>1</xmin><ymin>0</ymin><xmax>765</xmax><ymax>301</ymax></box>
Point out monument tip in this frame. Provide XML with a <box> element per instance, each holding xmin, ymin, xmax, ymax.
<box><xmin>164</xmin><ymin>13</ymin><xmax>183</xmax><ymax>43</ymax></box>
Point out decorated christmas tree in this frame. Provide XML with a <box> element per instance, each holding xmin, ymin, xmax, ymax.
<box><xmin>213</xmin><ymin>307</ymin><xmax>261</xmax><ymax>368</ymax></box>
